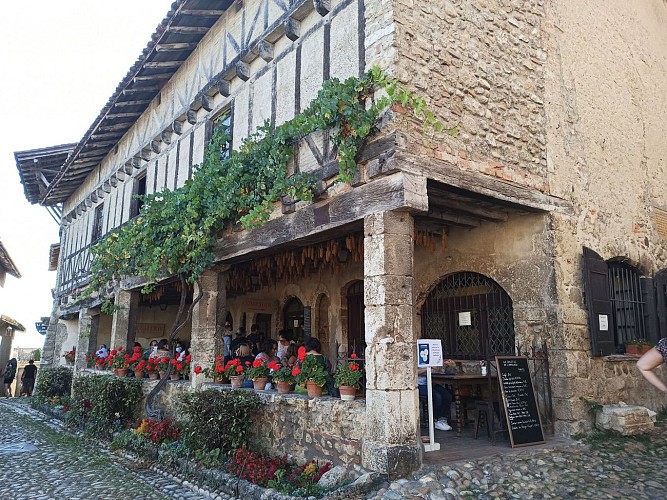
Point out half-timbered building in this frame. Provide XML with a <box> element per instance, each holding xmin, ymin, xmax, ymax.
<box><xmin>14</xmin><ymin>0</ymin><xmax>667</xmax><ymax>475</ymax></box>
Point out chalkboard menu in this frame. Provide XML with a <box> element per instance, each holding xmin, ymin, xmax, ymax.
<box><xmin>495</xmin><ymin>356</ymin><xmax>545</xmax><ymax>447</ymax></box>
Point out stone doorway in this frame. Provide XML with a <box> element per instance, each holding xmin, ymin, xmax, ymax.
<box><xmin>283</xmin><ymin>297</ymin><xmax>305</xmax><ymax>343</ymax></box>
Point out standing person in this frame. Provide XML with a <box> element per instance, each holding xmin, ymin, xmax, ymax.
<box><xmin>3</xmin><ymin>358</ymin><xmax>17</xmax><ymax>397</ymax></box>
<box><xmin>417</xmin><ymin>367</ymin><xmax>452</xmax><ymax>431</ymax></box>
<box><xmin>230</xmin><ymin>326</ymin><xmax>248</xmax><ymax>355</ymax></box>
<box><xmin>20</xmin><ymin>360</ymin><xmax>37</xmax><ymax>397</ymax></box>
<box><xmin>637</xmin><ymin>338</ymin><xmax>667</xmax><ymax>395</ymax></box>
<box><xmin>246</xmin><ymin>324</ymin><xmax>261</xmax><ymax>356</ymax></box>
<box><xmin>223</xmin><ymin>321</ymin><xmax>233</xmax><ymax>363</ymax></box>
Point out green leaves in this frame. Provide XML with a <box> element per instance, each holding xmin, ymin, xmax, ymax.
<box><xmin>87</xmin><ymin>68</ymin><xmax>440</xmax><ymax>298</ymax></box>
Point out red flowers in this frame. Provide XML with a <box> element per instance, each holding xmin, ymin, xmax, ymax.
<box><xmin>350</xmin><ymin>362</ymin><xmax>360</xmax><ymax>371</ymax></box>
<box><xmin>297</xmin><ymin>346</ymin><xmax>307</xmax><ymax>362</ymax></box>
<box><xmin>236</xmin><ymin>365</ymin><xmax>244</xmax><ymax>374</ymax></box>
<box><xmin>268</xmin><ymin>360</ymin><xmax>280</xmax><ymax>371</ymax></box>
<box><xmin>350</xmin><ymin>353</ymin><xmax>358</xmax><ymax>359</ymax></box>
<box><xmin>252</xmin><ymin>359</ymin><xmax>262</xmax><ymax>368</ymax></box>
<box><xmin>194</xmin><ymin>365</ymin><xmax>203</xmax><ymax>375</ymax></box>
<box><xmin>291</xmin><ymin>366</ymin><xmax>301</xmax><ymax>377</ymax></box>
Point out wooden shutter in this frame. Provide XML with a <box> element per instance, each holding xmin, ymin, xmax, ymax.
<box><xmin>582</xmin><ymin>247</ymin><xmax>614</xmax><ymax>356</ymax></box>
<box><xmin>655</xmin><ymin>270</ymin><xmax>667</xmax><ymax>340</ymax></box>
<box><xmin>640</xmin><ymin>277</ymin><xmax>657</xmax><ymax>343</ymax></box>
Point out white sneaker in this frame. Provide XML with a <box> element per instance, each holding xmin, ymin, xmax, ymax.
<box><xmin>434</xmin><ymin>420</ymin><xmax>451</xmax><ymax>431</ymax></box>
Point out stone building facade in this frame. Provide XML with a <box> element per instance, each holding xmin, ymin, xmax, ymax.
<box><xmin>14</xmin><ymin>0</ymin><xmax>667</xmax><ymax>475</ymax></box>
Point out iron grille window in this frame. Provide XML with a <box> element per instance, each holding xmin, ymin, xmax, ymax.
<box><xmin>421</xmin><ymin>272</ymin><xmax>515</xmax><ymax>360</ymax></box>
<box><xmin>607</xmin><ymin>262</ymin><xmax>646</xmax><ymax>345</ymax></box>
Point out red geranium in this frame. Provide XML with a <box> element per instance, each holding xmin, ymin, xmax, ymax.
<box><xmin>292</xmin><ymin>366</ymin><xmax>301</xmax><ymax>377</ymax></box>
<box><xmin>297</xmin><ymin>346</ymin><xmax>306</xmax><ymax>362</ymax></box>
<box><xmin>194</xmin><ymin>365</ymin><xmax>203</xmax><ymax>375</ymax></box>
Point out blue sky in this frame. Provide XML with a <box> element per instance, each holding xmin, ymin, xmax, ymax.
<box><xmin>0</xmin><ymin>1</ymin><xmax>172</xmax><ymax>347</ymax></box>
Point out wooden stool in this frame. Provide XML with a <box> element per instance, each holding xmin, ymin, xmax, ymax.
<box><xmin>474</xmin><ymin>400</ymin><xmax>492</xmax><ymax>439</ymax></box>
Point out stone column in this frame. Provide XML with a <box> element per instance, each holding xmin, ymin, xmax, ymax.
<box><xmin>190</xmin><ymin>269</ymin><xmax>226</xmax><ymax>389</ymax></box>
<box><xmin>110</xmin><ymin>290</ymin><xmax>140</xmax><ymax>351</ymax></box>
<box><xmin>41</xmin><ymin>306</ymin><xmax>60</xmax><ymax>366</ymax></box>
<box><xmin>362</xmin><ymin>210</ymin><xmax>421</xmax><ymax>477</ymax></box>
<box><xmin>75</xmin><ymin>309</ymin><xmax>94</xmax><ymax>370</ymax></box>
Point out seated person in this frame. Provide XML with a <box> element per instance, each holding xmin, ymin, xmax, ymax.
<box><xmin>255</xmin><ymin>339</ymin><xmax>280</xmax><ymax>365</ymax></box>
<box><xmin>282</xmin><ymin>344</ymin><xmax>298</xmax><ymax>368</ymax></box>
<box><xmin>418</xmin><ymin>368</ymin><xmax>453</xmax><ymax>431</ymax></box>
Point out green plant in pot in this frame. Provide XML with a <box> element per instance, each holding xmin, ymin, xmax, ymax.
<box><xmin>269</xmin><ymin>361</ymin><xmax>295</xmax><ymax>394</ymax></box>
<box><xmin>294</xmin><ymin>354</ymin><xmax>328</xmax><ymax>398</ymax></box>
<box><xmin>334</xmin><ymin>354</ymin><xmax>363</xmax><ymax>401</ymax></box>
<box><xmin>625</xmin><ymin>338</ymin><xmax>653</xmax><ymax>356</ymax></box>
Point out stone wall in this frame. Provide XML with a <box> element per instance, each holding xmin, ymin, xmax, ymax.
<box><xmin>391</xmin><ymin>0</ymin><xmax>549</xmax><ymax>190</ymax></box>
<box><xmin>156</xmin><ymin>382</ymin><xmax>365</xmax><ymax>467</ymax></box>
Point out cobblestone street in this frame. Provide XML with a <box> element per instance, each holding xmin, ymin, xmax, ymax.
<box><xmin>2</xmin><ymin>399</ymin><xmax>667</xmax><ymax>499</ymax></box>
<box><xmin>0</xmin><ymin>400</ymin><xmax>221</xmax><ymax>499</ymax></box>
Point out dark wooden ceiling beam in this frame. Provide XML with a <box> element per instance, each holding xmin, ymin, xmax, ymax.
<box><xmin>133</xmin><ymin>73</ymin><xmax>174</xmax><ymax>83</ymax></box>
<box><xmin>106</xmin><ymin>111</ymin><xmax>142</xmax><ymax>120</ymax></box>
<box><xmin>429</xmin><ymin>192</ymin><xmax>510</xmax><ymax>222</ymax></box>
<box><xmin>156</xmin><ymin>42</ymin><xmax>198</xmax><ymax>52</ymax></box>
<box><xmin>425</xmin><ymin>209</ymin><xmax>480</xmax><ymax>228</ymax></box>
<box><xmin>167</xmin><ymin>26</ymin><xmax>210</xmax><ymax>34</ymax></box>
<box><xmin>144</xmin><ymin>61</ymin><xmax>184</xmax><ymax>69</ymax></box>
<box><xmin>113</xmin><ymin>100</ymin><xmax>151</xmax><ymax>107</ymax></box>
<box><xmin>179</xmin><ymin>9</ymin><xmax>226</xmax><ymax>16</ymax></box>
<box><xmin>122</xmin><ymin>86</ymin><xmax>161</xmax><ymax>94</ymax></box>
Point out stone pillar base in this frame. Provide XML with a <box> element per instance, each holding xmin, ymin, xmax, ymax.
<box><xmin>362</xmin><ymin>440</ymin><xmax>421</xmax><ymax>479</ymax></box>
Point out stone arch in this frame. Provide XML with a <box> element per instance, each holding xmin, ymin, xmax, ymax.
<box><xmin>419</xmin><ymin>271</ymin><xmax>515</xmax><ymax>359</ymax></box>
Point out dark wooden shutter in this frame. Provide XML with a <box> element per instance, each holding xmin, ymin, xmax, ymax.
<box><xmin>655</xmin><ymin>269</ymin><xmax>667</xmax><ymax>340</ymax></box>
<box><xmin>582</xmin><ymin>247</ymin><xmax>614</xmax><ymax>356</ymax></box>
<box><xmin>640</xmin><ymin>277</ymin><xmax>657</xmax><ymax>343</ymax></box>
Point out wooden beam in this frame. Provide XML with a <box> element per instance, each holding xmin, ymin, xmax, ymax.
<box><xmin>151</xmin><ymin>140</ymin><xmax>161</xmax><ymax>154</ymax></box>
<box><xmin>186</xmin><ymin>109</ymin><xmax>198</xmax><ymax>125</ymax></box>
<box><xmin>144</xmin><ymin>61</ymin><xmax>183</xmax><ymax>69</ymax></box>
<box><xmin>173</xmin><ymin>120</ymin><xmax>185</xmax><ymax>135</ymax></box>
<box><xmin>90</xmin><ymin>132</ymin><xmax>123</xmax><ymax>140</ymax></box>
<box><xmin>180</xmin><ymin>9</ymin><xmax>225</xmax><ymax>16</ymax></box>
<box><xmin>313</xmin><ymin>0</ymin><xmax>331</xmax><ymax>16</ymax></box>
<box><xmin>201</xmin><ymin>94</ymin><xmax>215</xmax><ymax>112</ymax></box>
<box><xmin>217</xmin><ymin>80</ymin><xmax>231</xmax><ymax>97</ymax></box>
<box><xmin>214</xmin><ymin>172</ymin><xmax>422</xmax><ymax>261</ymax></box>
<box><xmin>235</xmin><ymin>61</ymin><xmax>250</xmax><ymax>81</ymax></box>
<box><xmin>258</xmin><ymin>40</ymin><xmax>274</xmax><ymax>62</ymax></box>
<box><xmin>425</xmin><ymin>209</ymin><xmax>480</xmax><ymax>228</ymax></box>
<box><xmin>285</xmin><ymin>18</ymin><xmax>300</xmax><ymax>41</ymax></box>
<box><xmin>167</xmin><ymin>26</ymin><xmax>209</xmax><ymax>34</ymax></box>
<box><xmin>139</xmin><ymin>148</ymin><xmax>152</xmax><ymax>161</ymax></box>
<box><xmin>156</xmin><ymin>42</ymin><xmax>198</xmax><ymax>52</ymax></box>
<box><xmin>113</xmin><ymin>100</ymin><xmax>150</xmax><ymax>107</ymax></box>
<box><xmin>122</xmin><ymin>86</ymin><xmax>161</xmax><ymax>94</ymax></box>
<box><xmin>428</xmin><ymin>188</ymin><xmax>509</xmax><ymax>222</ymax></box>
<box><xmin>161</xmin><ymin>130</ymin><xmax>173</xmax><ymax>145</ymax></box>
<box><xmin>133</xmin><ymin>73</ymin><xmax>174</xmax><ymax>82</ymax></box>
<box><xmin>106</xmin><ymin>112</ymin><xmax>142</xmax><ymax>119</ymax></box>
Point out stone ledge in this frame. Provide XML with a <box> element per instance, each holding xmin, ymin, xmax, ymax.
<box><xmin>602</xmin><ymin>355</ymin><xmax>642</xmax><ymax>363</ymax></box>
<box><xmin>596</xmin><ymin>404</ymin><xmax>656</xmax><ymax>435</ymax></box>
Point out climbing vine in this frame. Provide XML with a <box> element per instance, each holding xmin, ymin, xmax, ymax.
<box><xmin>87</xmin><ymin>67</ymin><xmax>441</xmax><ymax>298</ymax></box>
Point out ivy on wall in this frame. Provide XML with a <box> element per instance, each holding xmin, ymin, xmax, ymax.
<box><xmin>87</xmin><ymin>67</ymin><xmax>441</xmax><ymax>298</ymax></box>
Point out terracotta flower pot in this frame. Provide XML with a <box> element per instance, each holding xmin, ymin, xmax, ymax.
<box><xmin>626</xmin><ymin>344</ymin><xmax>651</xmax><ymax>356</ymax></box>
<box><xmin>170</xmin><ymin>373</ymin><xmax>180</xmax><ymax>381</ymax></box>
<box><xmin>116</xmin><ymin>368</ymin><xmax>129</xmax><ymax>377</ymax></box>
<box><xmin>276</xmin><ymin>381</ymin><xmax>293</xmax><ymax>394</ymax></box>
<box><xmin>252</xmin><ymin>377</ymin><xmax>268</xmax><ymax>390</ymax></box>
<box><xmin>134</xmin><ymin>370</ymin><xmax>145</xmax><ymax>379</ymax></box>
<box><xmin>306</xmin><ymin>381</ymin><xmax>324</xmax><ymax>398</ymax></box>
<box><xmin>148</xmin><ymin>372</ymin><xmax>159</xmax><ymax>380</ymax></box>
<box><xmin>159</xmin><ymin>370</ymin><xmax>168</xmax><ymax>380</ymax></box>
<box><xmin>229</xmin><ymin>375</ymin><xmax>244</xmax><ymax>388</ymax></box>
<box><xmin>338</xmin><ymin>385</ymin><xmax>357</xmax><ymax>401</ymax></box>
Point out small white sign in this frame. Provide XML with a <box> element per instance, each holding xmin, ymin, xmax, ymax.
<box><xmin>293</xmin><ymin>319</ymin><xmax>300</xmax><ymax>328</ymax></box>
<box><xmin>598</xmin><ymin>314</ymin><xmax>609</xmax><ymax>331</ymax></box>
<box><xmin>417</xmin><ymin>339</ymin><xmax>443</xmax><ymax>367</ymax></box>
<box><xmin>458</xmin><ymin>311</ymin><xmax>472</xmax><ymax>326</ymax></box>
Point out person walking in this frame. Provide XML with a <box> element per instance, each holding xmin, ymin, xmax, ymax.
<box><xmin>637</xmin><ymin>338</ymin><xmax>667</xmax><ymax>395</ymax></box>
<box><xmin>20</xmin><ymin>359</ymin><xmax>37</xmax><ymax>397</ymax></box>
<box><xmin>3</xmin><ymin>358</ymin><xmax>17</xmax><ymax>397</ymax></box>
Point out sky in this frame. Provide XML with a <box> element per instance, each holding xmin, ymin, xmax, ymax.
<box><xmin>0</xmin><ymin>1</ymin><xmax>173</xmax><ymax>348</ymax></box>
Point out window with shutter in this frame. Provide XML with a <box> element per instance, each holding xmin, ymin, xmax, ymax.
<box><xmin>582</xmin><ymin>247</ymin><xmax>615</xmax><ymax>356</ymax></box>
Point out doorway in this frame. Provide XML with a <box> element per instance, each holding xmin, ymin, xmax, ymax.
<box><xmin>283</xmin><ymin>297</ymin><xmax>305</xmax><ymax>343</ymax></box>
<box><xmin>255</xmin><ymin>313</ymin><xmax>272</xmax><ymax>340</ymax></box>
<box><xmin>346</xmin><ymin>280</ymin><xmax>365</xmax><ymax>356</ymax></box>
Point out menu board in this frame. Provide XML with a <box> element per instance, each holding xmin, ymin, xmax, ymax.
<box><xmin>495</xmin><ymin>356</ymin><xmax>545</xmax><ymax>447</ymax></box>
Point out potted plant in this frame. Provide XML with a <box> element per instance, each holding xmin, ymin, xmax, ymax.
<box><xmin>125</xmin><ymin>346</ymin><xmax>144</xmax><ymax>377</ymax></box>
<box><xmin>294</xmin><ymin>354</ymin><xmax>328</xmax><ymax>398</ymax></box>
<box><xmin>625</xmin><ymin>339</ymin><xmax>654</xmax><ymax>356</ymax></box>
<box><xmin>145</xmin><ymin>357</ymin><xmax>160</xmax><ymax>380</ymax></box>
<box><xmin>334</xmin><ymin>354</ymin><xmax>363</xmax><ymax>401</ymax></box>
<box><xmin>108</xmin><ymin>347</ymin><xmax>128</xmax><ymax>376</ymax></box>
<box><xmin>223</xmin><ymin>358</ymin><xmax>246</xmax><ymax>388</ymax></box>
<box><xmin>245</xmin><ymin>359</ymin><xmax>270</xmax><ymax>390</ymax></box>
<box><xmin>63</xmin><ymin>349</ymin><xmax>76</xmax><ymax>366</ymax></box>
<box><xmin>84</xmin><ymin>352</ymin><xmax>96</xmax><ymax>369</ymax></box>
<box><xmin>157</xmin><ymin>355</ymin><xmax>171</xmax><ymax>379</ymax></box>
<box><xmin>269</xmin><ymin>361</ymin><xmax>295</xmax><ymax>394</ymax></box>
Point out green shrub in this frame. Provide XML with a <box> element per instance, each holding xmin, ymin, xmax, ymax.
<box><xmin>178</xmin><ymin>389</ymin><xmax>261</xmax><ymax>456</ymax></box>
<box><xmin>64</xmin><ymin>375</ymin><xmax>143</xmax><ymax>439</ymax></box>
<box><xmin>111</xmin><ymin>429</ymin><xmax>159</xmax><ymax>460</ymax></box>
<box><xmin>33</xmin><ymin>366</ymin><xmax>73</xmax><ymax>402</ymax></box>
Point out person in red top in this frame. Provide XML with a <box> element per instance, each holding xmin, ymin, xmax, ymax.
<box><xmin>20</xmin><ymin>360</ymin><xmax>38</xmax><ymax>396</ymax></box>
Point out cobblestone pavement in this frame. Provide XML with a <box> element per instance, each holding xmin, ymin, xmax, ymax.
<box><xmin>0</xmin><ymin>400</ymin><xmax>230</xmax><ymax>500</ymax></box>
<box><xmin>366</xmin><ymin>425</ymin><xmax>667</xmax><ymax>499</ymax></box>
<box><xmin>3</xmin><ymin>398</ymin><xmax>667</xmax><ymax>499</ymax></box>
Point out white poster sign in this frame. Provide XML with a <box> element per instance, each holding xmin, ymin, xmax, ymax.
<box><xmin>458</xmin><ymin>311</ymin><xmax>472</xmax><ymax>326</ymax></box>
<box><xmin>417</xmin><ymin>339</ymin><xmax>443</xmax><ymax>368</ymax></box>
<box><xmin>598</xmin><ymin>314</ymin><xmax>609</xmax><ymax>331</ymax></box>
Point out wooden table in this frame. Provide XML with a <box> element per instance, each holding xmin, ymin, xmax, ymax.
<box><xmin>432</xmin><ymin>374</ymin><xmax>498</xmax><ymax>434</ymax></box>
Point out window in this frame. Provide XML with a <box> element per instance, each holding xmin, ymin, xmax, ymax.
<box><xmin>91</xmin><ymin>204</ymin><xmax>104</xmax><ymax>243</ymax></box>
<box><xmin>131</xmin><ymin>174</ymin><xmax>147</xmax><ymax>218</ymax></box>
<box><xmin>206</xmin><ymin>110</ymin><xmax>232</xmax><ymax>160</ymax></box>
<box><xmin>583</xmin><ymin>247</ymin><xmax>658</xmax><ymax>356</ymax></box>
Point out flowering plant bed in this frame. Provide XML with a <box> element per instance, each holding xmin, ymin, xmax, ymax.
<box><xmin>134</xmin><ymin>417</ymin><xmax>181</xmax><ymax>444</ymax></box>
<box><xmin>125</xmin><ymin>346</ymin><xmax>144</xmax><ymax>371</ymax></box>
<box><xmin>334</xmin><ymin>354</ymin><xmax>363</xmax><ymax>389</ymax></box>
<box><xmin>223</xmin><ymin>448</ymin><xmax>332</xmax><ymax>496</ymax></box>
<box><xmin>223</xmin><ymin>358</ymin><xmax>247</xmax><ymax>378</ymax></box>
<box><xmin>108</xmin><ymin>347</ymin><xmax>127</xmax><ymax>369</ymax></box>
